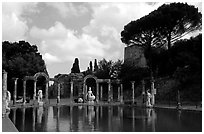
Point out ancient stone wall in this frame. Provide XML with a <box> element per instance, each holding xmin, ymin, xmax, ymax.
<box><xmin>124</xmin><ymin>45</ymin><xmax>147</xmax><ymax>68</ymax></box>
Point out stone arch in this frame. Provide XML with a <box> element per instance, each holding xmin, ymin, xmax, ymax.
<box><xmin>83</xmin><ymin>75</ymin><xmax>97</xmax><ymax>83</ymax></box>
<box><xmin>57</xmin><ymin>74</ymin><xmax>70</xmax><ymax>98</ymax></box>
<box><xmin>34</xmin><ymin>72</ymin><xmax>49</xmax><ymax>81</ymax></box>
<box><xmin>83</xmin><ymin>75</ymin><xmax>99</xmax><ymax>102</ymax></box>
<box><xmin>34</xmin><ymin>72</ymin><xmax>49</xmax><ymax>102</ymax></box>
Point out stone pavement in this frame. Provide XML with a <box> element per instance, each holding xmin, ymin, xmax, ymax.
<box><xmin>2</xmin><ymin>117</ymin><xmax>18</xmax><ymax>132</ymax></box>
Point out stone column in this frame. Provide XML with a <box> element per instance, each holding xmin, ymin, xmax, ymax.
<box><xmin>150</xmin><ymin>79</ymin><xmax>155</xmax><ymax>106</ymax></box>
<box><xmin>108</xmin><ymin>81</ymin><xmax>111</xmax><ymax>103</ymax></box>
<box><xmin>177</xmin><ymin>90</ymin><xmax>181</xmax><ymax>109</ymax></box>
<box><xmin>13</xmin><ymin>78</ymin><xmax>18</xmax><ymax>105</ymax></box>
<box><xmin>57</xmin><ymin>83</ymin><xmax>60</xmax><ymax>104</ymax></box>
<box><xmin>2</xmin><ymin>70</ymin><xmax>7</xmax><ymax>117</ymax></box>
<box><xmin>117</xmin><ymin>85</ymin><xmax>120</xmax><ymax>102</ymax></box>
<box><xmin>70</xmin><ymin>81</ymin><xmax>73</xmax><ymax>102</ymax></box>
<box><xmin>120</xmin><ymin>84</ymin><xmax>123</xmax><ymax>103</ymax></box>
<box><xmin>131</xmin><ymin>81</ymin><xmax>135</xmax><ymax>104</ymax></box>
<box><xmin>33</xmin><ymin>80</ymin><xmax>37</xmax><ymax>101</ymax></box>
<box><xmin>100</xmin><ymin>85</ymin><xmax>103</xmax><ymax>101</ymax></box>
<box><xmin>96</xmin><ymin>82</ymin><xmax>99</xmax><ymax>103</ymax></box>
<box><xmin>45</xmin><ymin>81</ymin><xmax>49</xmax><ymax>104</ymax></box>
<box><xmin>142</xmin><ymin>80</ymin><xmax>145</xmax><ymax>104</ymax></box>
<box><xmin>83</xmin><ymin>82</ymin><xmax>86</xmax><ymax>101</ymax></box>
<box><xmin>23</xmin><ymin>80</ymin><xmax>26</xmax><ymax>104</ymax></box>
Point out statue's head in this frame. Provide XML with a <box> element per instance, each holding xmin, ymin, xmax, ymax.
<box><xmin>89</xmin><ymin>87</ymin><xmax>91</xmax><ymax>91</ymax></box>
<box><xmin>38</xmin><ymin>90</ymin><xmax>42</xmax><ymax>94</ymax></box>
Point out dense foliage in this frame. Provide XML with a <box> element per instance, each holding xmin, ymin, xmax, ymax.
<box><xmin>121</xmin><ymin>3</ymin><xmax>201</xmax><ymax>49</ymax></box>
<box><xmin>2</xmin><ymin>40</ymin><xmax>47</xmax><ymax>96</ymax></box>
<box><xmin>121</xmin><ymin>3</ymin><xmax>201</xmax><ymax>79</ymax></box>
<box><xmin>120</xmin><ymin>2</ymin><xmax>201</xmax><ymax>103</ymax></box>
<box><xmin>94</xmin><ymin>58</ymin><xmax>123</xmax><ymax>79</ymax></box>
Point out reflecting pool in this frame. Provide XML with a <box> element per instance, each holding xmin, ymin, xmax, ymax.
<box><xmin>9</xmin><ymin>105</ymin><xmax>202</xmax><ymax>132</ymax></box>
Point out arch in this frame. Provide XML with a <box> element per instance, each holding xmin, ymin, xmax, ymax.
<box><xmin>34</xmin><ymin>72</ymin><xmax>49</xmax><ymax>103</ymax></box>
<box><xmin>83</xmin><ymin>75</ymin><xmax>97</xmax><ymax>83</ymax></box>
<box><xmin>83</xmin><ymin>75</ymin><xmax>99</xmax><ymax>102</ymax></box>
<box><xmin>34</xmin><ymin>72</ymin><xmax>49</xmax><ymax>81</ymax></box>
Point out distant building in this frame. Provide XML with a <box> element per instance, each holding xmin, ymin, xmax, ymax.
<box><xmin>124</xmin><ymin>44</ymin><xmax>147</xmax><ymax>68</ymax></box>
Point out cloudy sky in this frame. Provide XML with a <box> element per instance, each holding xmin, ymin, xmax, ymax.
<box><xmin>2</xmin><ymin>1</ymin><xmax>202</xmax><ymax>77</ymax></box>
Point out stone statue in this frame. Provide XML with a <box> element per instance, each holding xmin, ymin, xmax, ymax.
<box><xmin>86</xmin><ymin>87</ymin><xmax>95</xmax><ymax>103</ymax></box>
<box><xmin>5</xmin><ymin>91</ymin><xmax>11</xmax><ymax>111</ymax></box>
<box><xmin>146</xmin><ymin>89</ymin><xmax>152</xmax><ymax>107</ymax></box>
<box><xmin>37</xmin><ymin>90</ymin><xmax>43</xmax><ymax>106</ymax></box>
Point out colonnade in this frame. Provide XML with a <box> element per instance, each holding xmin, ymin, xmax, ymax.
<box><xmin>83</xmin><ymin>76</ymin><xmax>124</xmax><ymax>103</ymax></box>
<box><xmin>5</xmin><ymin>71</ymin><xmax>155</xmax><ymax>105</ymax></box>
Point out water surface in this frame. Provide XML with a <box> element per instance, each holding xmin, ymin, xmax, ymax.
<box><xmin>9</xmin><ymin>105</ymin><xmax>202</xmax><ymax>132</ymax></box>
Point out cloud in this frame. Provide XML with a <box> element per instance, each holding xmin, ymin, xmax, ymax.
<box><xmin>2</xmin><ymin>13</ymin><xmax>28</xmax><ymax>41</ymax></box>
<box><xmin>46</xmin><ymin>3</ymin><xmax>88</xmax><ymax>18</ymax></box>
<box><xmin>82</xmin><ymin>2</ymin><xmax>164</xmax><ymax>60</ymax></box>
<box><xmin>30</xmin><ymin>21</ymin><xmax>107</xmax><ymax>64</ymax></box>
<box><xmin>42</xmin><ymin>53</ymin><xmax>62</xmax><ymax>64</ymax></box>
<box><xmin>2</xmin><ymin>2</ymin><xmax>38</xmax><ymax>41</ymax></box>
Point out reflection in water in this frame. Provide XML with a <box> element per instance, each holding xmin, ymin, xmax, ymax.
<box><xmin>37</xmin><ymin>107</ymin><xmax>43</xmax><ymax>124</ymax></box>
<box><xmin>9</xmin><ymin>106</ymin><xmax>201</xmax><ymax>132</ymax></box>
<box><xmin>87</xmin><ymin>106</ymin><xmax>95</xmax><ymax>131</ymax></box>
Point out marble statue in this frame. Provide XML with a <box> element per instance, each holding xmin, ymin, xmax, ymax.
<box><xmin>146</xmin><ymin>90</ymin><xmax>152</xmax><ymax>107</ymax></box>
<box><xmin>5</xmin><ymin>91</ymin><xmax>11</xmax><ymax>111</ymax></box>
<box><xmin>37</xmin><ymin>90</ymin><xmax>44</xmax><ymax>106</ymax></box>
<box><xmin>86</xmin><ymin>87</ymin><xmax>95</xmax><ymax>103</ymax></box>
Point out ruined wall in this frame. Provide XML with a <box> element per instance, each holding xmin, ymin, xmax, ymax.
<box><xmin>124</xmin><ymin>45</ymin><xmax>147</xmax><ymax>68</ymax></box>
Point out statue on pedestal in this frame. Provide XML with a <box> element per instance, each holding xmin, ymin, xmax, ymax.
<box><xmin>146</xmin><ymin>89</ymin><xmax>152</xmax><ymax>107</ymax></box>
<box><xmin>5</xmin><ymin>91</ymin><xmax>11</xmax><ymax>112</ymax></box>
<box><xmin>37</xmin><ymin>90</ymin><xmax>44</xmax><ymax>106</ymax></box>
<box><xmin>86</xmin><ymin>87</ymin><xmax>95</xmax><ymax>103</ymax></box>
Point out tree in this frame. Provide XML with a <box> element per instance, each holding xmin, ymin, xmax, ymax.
<box><xmin>71</xmin><ymin>58</ymin><xmax>80</xmax><ymax>73</ymax></box>
<box><xmin>95</xmin><ymin>58</ymin><xmax>113</xmax><ymax>79</ymax></box>
<box><xmin>94</xmin><ymin>59</ymin><xmax>98</xmax><ymax>72</ymax></box>
<box><xmin>89</xmin><ymin>61</ymin><xmax>93</xmax><ymax>72</ymax></box>
<box><xmin>121</xmin><ymin>11</ymin><xmax>161</xmax><ymax>78</ymax></box>
<box><xmin>156</xmin><ymin>3</ymin><xmax>202</xmax><ymax>49</ymax></box>
<box><xmin>2</xmin><ymin>40</ymin><xmax>47</xmax><ymax>96</ymax></box>
<box><xmin>121</xmin><ymin>2</ymin><xmax>201</xmax><ymax>78</ymax></box>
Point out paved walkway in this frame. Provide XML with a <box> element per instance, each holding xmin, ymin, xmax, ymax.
<box><xmin>2</xmin><ymin>117</ymin><xmax>18</xmax><ymax>132</ymax></box>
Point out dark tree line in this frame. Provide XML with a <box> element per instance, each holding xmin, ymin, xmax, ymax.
<box><xmin>2</xmin><ymin>40</ymin><xmax>48</xmax><ymax>96</ymax></box>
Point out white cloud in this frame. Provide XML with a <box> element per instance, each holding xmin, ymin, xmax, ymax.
<box><xmin>2</xmin><ymin>2</ymin><xmax>38</xmax><ymax>41</ymax></box>
<box><xmin>82</xmin><ymin>2</ymin><xmax>164</xmax><ymax>61</ymax></box>
<box><xmin>43</xmin><ymin>53</ymin><xmax>62</xmax><ymax>64</ymax></box>
<box><xmin>30</xmin><ymin>21</ymin><xmax>107</xmax><ymax>64</ymax></box>
<box><xmin>46</xmin><ymin>3</ymin><xmax>88</xmax><ymax>18</ymax></box>
<box><xmin>2</xmin><ymin>13</ymin><xmax>28</xmax><ymax>41</ymax></box>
